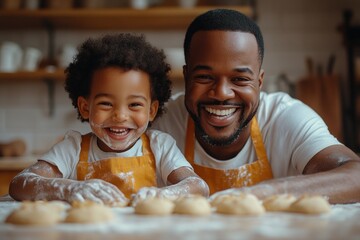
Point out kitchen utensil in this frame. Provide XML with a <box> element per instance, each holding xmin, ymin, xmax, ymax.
<box><xmin>0</xmin><ymin>41</ymin><xmax>23</xmax><ymax>72</ymax></box>
<box><xmin>296</xmin><ymin>56</ymin><xmax>342</xmax><ymax>140</ymax></box>
<box><xmin>22</xmin><ymin>47</ymin><xmax>42</xmax><ymax>71</ymax></box>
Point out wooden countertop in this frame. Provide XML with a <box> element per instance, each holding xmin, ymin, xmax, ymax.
<box><xmin>0</xmin><ymin>156</ymin><xmax>37</xmax><ymax>170</ymax></box>
<box><xmin>0</xmin><ymin>198</ymin><xmax>359</xmax><ymax>240</ymax></box>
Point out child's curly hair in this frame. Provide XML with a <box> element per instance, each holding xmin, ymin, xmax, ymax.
<box><xmin>64</xmin><ymin>33</ymin><xmax>172</xmax><ymax>122</ymax></box>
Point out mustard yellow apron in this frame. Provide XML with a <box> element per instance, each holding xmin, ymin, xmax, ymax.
<box><xmin>77</xmin><ymin>134</ymin><xmax>157</xmax><ymax>198</ymax></box>
<box><xmin>185</xmin><ymin>117</ymin><xmax>273</xmax><ymax>194</ymax></box>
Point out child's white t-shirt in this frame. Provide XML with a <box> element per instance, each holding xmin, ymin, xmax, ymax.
<box><xmin>39</xmin><ymin>129</ymin><xmax>192</xmax><ymax>187</ymax></box>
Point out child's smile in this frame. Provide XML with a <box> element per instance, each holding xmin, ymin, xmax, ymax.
<box><xmin>78</xmin><ymin>67</ymin><xmax>158</xmax><ymax>152</ymax></box>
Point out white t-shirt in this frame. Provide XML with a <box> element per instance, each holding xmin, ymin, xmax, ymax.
<box><xmin>39</xmin><ymin>129</ymin><xmax>192</xmax><ymax>187</ymax></box>
<box><xmin>152</xmin><ymin>92</ymin><xmax>341</xmax><ymax>178</ymax></box>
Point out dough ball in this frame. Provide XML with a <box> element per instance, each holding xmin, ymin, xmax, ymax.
<box><xmin>64</xmin><ymin>201</ymin><xmax>114</xmax><ymax>223</ymax></box>
<box><xmin>216</xmin><ymin>193</ymin><xmax>265</xmax><ymax>216</ymax></box>
<box><xmin>263</xmin><ymin>194</ymin><xmax>297</xmax><ymax>212</ymax></box>
<box><xmin>5</xmin><ymin>201</ymin><xmax>67</xmax><ymax>226</ymax></box>
<box><xmin>210</xmin><ymin>194</ymin><xmax>238</xmax><ymax>208</ymax></box>
<box><xmin>288</xmin><ymin>195</ymin><xmax>331</xmax><ymax>214</ymax></box>
<box><xmin>112</xmin><ymin>200</ymin><xmax>130</xmax><ymax>208</ymax></box>
<box><xmin>173</xmin><ymin>195</ymin><xmax>212</xmax><ymax>216</ymax></box>
<box><xmin>134</xmin><ymin>197</ymin><xmax>175</xmax><ymax>215</ymax></box>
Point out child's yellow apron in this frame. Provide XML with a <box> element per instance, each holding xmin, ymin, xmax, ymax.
<box><xmin>185</xmin><ymin>117</ymin><xmax>273</xmax><ymax>194</ymax></box>
<box><xmin>77</xmin><ymin>134</ymin><xmax>157</xmax><ymax>198</ymax></box>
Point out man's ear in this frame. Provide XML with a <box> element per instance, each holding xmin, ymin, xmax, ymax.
<box><xmin>258</xmin><ymin>69</ymin><xmax>265</xmax><ymax>89</ymax></box>
<box><xmin>149</xmin><ymin>100</ymin><xmax>159</xmax><ymax>121</ymax></box>
<box><xmin>77</xmin><ymin>96</ymin><xmax>90</xmax><ymax>120</ymax></box>
<box><xmin>183</xmin><ymin>64</ymin><xmax>188</xmax><ymax>88</ymax></box>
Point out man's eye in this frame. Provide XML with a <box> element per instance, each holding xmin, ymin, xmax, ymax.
<box><xmin>233</xmin><ymin>77</ymin><xmax>250</xmax><ymax>85</ymax></box>
<box><xmin>194</xmin><ymin>74</ymin><xmax>213</xmax><ymax>83</ymax></box>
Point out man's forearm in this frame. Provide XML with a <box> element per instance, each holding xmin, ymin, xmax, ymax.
<box><xmin>244</xmin><ymin>160</ymin><xmax>360</xmax><ymax>204</ymax></box>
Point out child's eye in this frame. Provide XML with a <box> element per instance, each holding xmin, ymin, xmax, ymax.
<box><xmin>129</xmin><ymin>103</ymin><xmax>143</xmax><ymax>108</ymax></box>
<box><xmin>98</xmin><ymin>102</ymin><xmax>112</xmax><ymax>107</ymax></box>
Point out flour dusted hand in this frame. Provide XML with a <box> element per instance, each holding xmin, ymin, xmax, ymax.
<box><xmin>131</xmin><ymin>187</ymin><xmax>179</xmax><ymax>206</ymax></box>
<box><xmin>131</xmin><ymin>187</ymin><xmax>162</xmax><ymax>206</ymax></box>
<box><xmin>9</xmin><ymin>168</ymin><xmax>129</xmax><ymax>207</ymax></box>
<box><xmin>65</xmin><ymin>179</ymin><xmax>129</xmax><ymax>207</ymax></box>
<box><xmin>132</xmin><ymin>176</ymin><xmax>209</xmax><ymax>206</ymax></box>
<box><xmin>209</xmin><ymin>184</ymin><xmax>276</xmax><ymax>201</ymax></box>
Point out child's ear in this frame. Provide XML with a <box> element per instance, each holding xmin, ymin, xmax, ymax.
<box><xmin>149</xmin><ymin>100</ymin><xmax>159</xmax><ymax>121</ymax></box>
<box><xmin>77</xmin><ymin>96</ymin><xmax>90</xmax><ymax>120</ymax></box>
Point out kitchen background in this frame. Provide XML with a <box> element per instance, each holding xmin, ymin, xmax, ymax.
<box><xmin>0</xmin><ymin>0</ymin><xmax>359</xmax><ymax>158</ymax></box>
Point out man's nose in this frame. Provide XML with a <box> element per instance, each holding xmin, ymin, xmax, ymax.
<box><xmin>209</xmin><ymin>78</ymin><xmax>235</xmax><ymax>101</ymax></box>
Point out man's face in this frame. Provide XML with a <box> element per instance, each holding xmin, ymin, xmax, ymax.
<box><xmin>184</xmin><ymin>30</ymin><xmax>264</xmax><ymax>147</ymax></box>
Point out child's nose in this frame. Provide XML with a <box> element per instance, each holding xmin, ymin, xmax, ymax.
<box><xmin>112</xmin><ymin>109</ymin><xmax>128</xmax><ymax>122</ymax></box>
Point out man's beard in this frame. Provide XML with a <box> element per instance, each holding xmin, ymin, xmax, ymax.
<box><xmin>187</xmin><ymin>102</ymin><xmax>259</xmax><ymax>147</ymax></box>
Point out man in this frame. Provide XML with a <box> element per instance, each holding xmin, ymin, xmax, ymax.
<box><xmin>153</xmin><ymin>9</ymin><xmax>360</xmax><ymax>204</ymax></box>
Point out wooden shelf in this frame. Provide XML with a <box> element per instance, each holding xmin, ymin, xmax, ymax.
<box><xmin>0</xmin><ymin>69</ymin><xmax>183</xmax><ymax>82</ymax></box>
<box><xmin>0</xmin><ymin>6</ymin><xmax>251</xmax><ymax>81</ymax></box>
<box><xmin>0</xmin><ymin>70</ymin><xmax>64</xmax><ymax>81</ymax></box>
<box><xmin>0</xmin><ymin>6</ymin><xmax>253</xmax><ymax>30</ymax></box>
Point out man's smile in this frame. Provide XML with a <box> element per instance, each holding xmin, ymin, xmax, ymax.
<box><xmin>202</xmin><ymin>105</ymin><xmax>241</xmax><ymax>128</ymax></box>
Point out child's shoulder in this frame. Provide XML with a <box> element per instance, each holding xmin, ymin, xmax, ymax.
<box><xmin>62</xmin><ymin>130</ymin><xmax>90</xmax><ymax>143</ymax></box>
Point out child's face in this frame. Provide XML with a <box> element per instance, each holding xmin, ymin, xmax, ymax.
<box><xmin>78</xmin><ymin>67</ymin><xmax>159</xmax><ymax>152</ymax></box>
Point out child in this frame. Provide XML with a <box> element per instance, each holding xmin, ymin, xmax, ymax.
<box><xmin>9</xmin><ymin>33</ymin><xmax>209</xmax><ymax>206</ymax></box>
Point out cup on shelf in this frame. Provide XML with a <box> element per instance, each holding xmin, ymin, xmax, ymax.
<box><xmin>178</xmin><ymin>0</ymin><xmax>197</xmax><ymax>8</ymax></box>
<box><xmin>23</xmin><ymin>0</ymin><xmax>40</xmax><ymax>10</ymax></box>
<box><xmin>0</xmin><ymin>41</ymin><xmax>23</xmax><ymax>72</ymax></box>
<box><xmin>129</xmin><ymin>0</ymin><xmax>149</xmax><ymax>9</ymax></box>
<box><xmin>164</xmin><ymin>48</ymin><xmax>185</xmax><ymax>72</ymax></box>
<box><xmin>58</xmin><ymin>44</ymin><xmax>77</xmax><ymax>69</ymax></box>
<box><xmin>22</xmin><ymin>47</ymin><xmax>42</xmax><ymax>71</ymax></box>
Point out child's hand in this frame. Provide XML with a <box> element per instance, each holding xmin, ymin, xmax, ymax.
<box><xmin>131</xmin><ymin>187</ymin><xmax>179</xmax><ymax>206</ymax></box>
<box><xmin>66</xmin><ymin>179</ymin><xmax>129</xmax><ymax>207</ymax></box>
<box><xmin>131</xmin><ymin>187</ymin><xmax>160</xmax><ymax>206</ymax></box>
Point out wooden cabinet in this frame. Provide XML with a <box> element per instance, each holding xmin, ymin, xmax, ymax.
<box><xmin>0</xmin><ymin>7</ymin><xmax>253</xmax><ymax>30</ymax></box>
<box><xmin>340</xmin><ymin>10</ymin><xmax>360</xmax><ymax>152</ymax></box>
<box><xmin>0</xmin><ymin>6</ymin><xmax>253</xmax><ymax>82</ymax></box>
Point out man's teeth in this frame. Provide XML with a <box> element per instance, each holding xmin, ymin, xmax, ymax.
<box><xmin>205</xmin><ymin>107</ymin><xmax>236</xmax><ymax>116</ymax></box>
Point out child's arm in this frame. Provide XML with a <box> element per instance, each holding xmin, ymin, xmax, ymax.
<box><xmin>166</xmin><ymin>166</ymin><xmax>209</xmax><ymax>197</ymax></box>
<box><xmin>9</xmin><ymin>160</ymin><xmax>129</xmax><ymax>206</ymax></box>
<box><xmin>132</xmin><ymin>166</ymin><xmax>209</xmax><ymax>204</ymax></box>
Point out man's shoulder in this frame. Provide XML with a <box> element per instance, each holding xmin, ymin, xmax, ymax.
<box><xmin>260</xmin><ymin>91</ymin><xmax>296</xmax><ymax>104</ymax></box>
<box><xmin>259</xmin><ymin>92</ymin><xmax>301</xmax><ymax>116</ymax></box>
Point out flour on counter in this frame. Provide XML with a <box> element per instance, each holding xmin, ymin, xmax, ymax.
<box><xmin>0</xmin><ymin>202</ymin><xmax>359</xmax><ymax>240</ymax></box>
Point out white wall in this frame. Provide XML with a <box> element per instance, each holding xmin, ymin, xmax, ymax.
<box><xmin>258</xmin><ymin>0</ymin><xmax>360</xmax><ymax>87</ymax></box>
<box><xmin>1</xmin><ymin>0</ymin><xmax>360</xmax><ymax>155</ymax></box>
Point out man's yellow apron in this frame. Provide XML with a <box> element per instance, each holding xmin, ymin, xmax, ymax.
<box><xmin>77</xmin><ymin>134</ymin><xmax>157</xmax><ymax>198</ymax></box>
<box><xmin>185</xmin><ymin>117</ymin><xmax>273</xmax><ymax>194</ymax></box>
